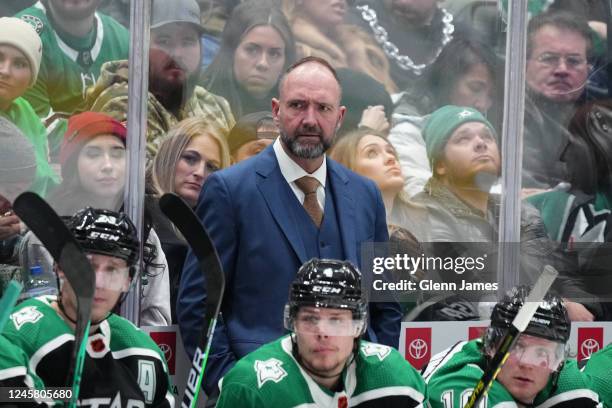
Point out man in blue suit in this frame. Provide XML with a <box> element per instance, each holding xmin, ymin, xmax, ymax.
<box><xmin>177</xmin><ymin>57</ymin><xmax>402</xmax><ymax>395</ymax></box>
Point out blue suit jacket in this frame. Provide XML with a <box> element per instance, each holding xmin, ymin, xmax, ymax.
<box><xmin>177</xmin><ymin>146</ymin><xmax>401</xmax><ymax>393</ymax></box>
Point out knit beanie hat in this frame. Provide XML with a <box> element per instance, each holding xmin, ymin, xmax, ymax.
<box><xmin>228</xmin><ymin>111</ymin><xmax>278</xmax><ymax>154</ymax></box>
<box><xmin>60</xmin><ymin>112</ymin><xmax>127</xmax><ymax>175</ymax></box>
<box><xmin>423</xmin><ymin>105</ymin><xmax>497</xmax><ymax>166</ymax></box>
<box><xmin>0</xmin><ymin>117</ymin><xmax>36</xmax><ymax>184</ymax></box>
<box><xmin>0</xmin><ymin>17</ymin><xmax>43</xmax><ymax>86</ymax></box>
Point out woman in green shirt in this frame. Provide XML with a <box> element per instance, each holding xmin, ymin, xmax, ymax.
<box><xmin>0</xmin><ymin>17</ymin><xmax>59</xmax><ymax>197</ymax></box>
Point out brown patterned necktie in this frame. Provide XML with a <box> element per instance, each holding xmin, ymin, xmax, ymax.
<box><xmin>295</xmin><ymin>176</ymin><xmax>323</xmax><ymax>228</ymax></box>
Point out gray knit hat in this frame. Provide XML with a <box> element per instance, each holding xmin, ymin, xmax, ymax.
<box><xmin>0</xmin><ymin>17</ymin><xmax>43</xmax><ymax>86</ymax></box>
<box><xmin>0</xmin><ymin>117</ymin><xmax>36</xmax><ymax>184</ymax></box>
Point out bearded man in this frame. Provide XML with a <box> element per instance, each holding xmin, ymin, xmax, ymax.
<box><xmin>177</xmin><ymin>56</ymin><xmax>401</xmax><ymax>396</ymax></box>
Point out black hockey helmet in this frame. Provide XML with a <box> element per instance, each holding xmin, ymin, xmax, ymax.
<box><xmin>284</xmin><ymin>258</ymin><xmax>367</xmax><ymax>335</ymax></box>
<box><xmin>486</xmin><ymin>286</ymin><xmax>570</xmax><ymax>348</ymax></box>
<box><xmin>65</xmin><ymin>208</ymin><xmax>140</xmax><ymax>273</ymax></box>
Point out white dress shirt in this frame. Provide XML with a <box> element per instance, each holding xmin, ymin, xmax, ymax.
<box><xmin>273</xmin><ymin>138</ymin><xmax>326</xmax><ymax>210</ymax></box>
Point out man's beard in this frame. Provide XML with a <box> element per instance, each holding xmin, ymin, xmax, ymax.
<box><xmin>280</xmin><ymin>129</ymin><xmax>332</xmax><ymax>159</ymax></box>
<box><xmin>149</xmin><ymin>67</ymin><xmax>198</xmax><ymax>114</ymax></box>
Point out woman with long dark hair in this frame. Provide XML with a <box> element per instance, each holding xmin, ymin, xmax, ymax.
<box><xmin>201</xmin><ymin>1</ymin><xmax>295</xmax><ymax>119</ymax></box>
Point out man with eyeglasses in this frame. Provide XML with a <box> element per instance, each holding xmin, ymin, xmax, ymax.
<box><xmin>424</xmin><ymin>286</ymin><xmax>601</xmax><ymax>408</ymax></box>
<box><xmin>523</xmin><ymin>11</ymin><xmax>592</xmax><ymax>194</ymax></box>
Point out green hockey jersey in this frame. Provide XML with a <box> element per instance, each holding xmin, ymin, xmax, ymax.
<box><xmin>0</xmin><ymin>334</ymin><xmax>47</xmax><ymax>404</ymax></box>
<box><xmin>217</xmin><ymin>335</ymin><xmax>427</xmax><ymax>407</ymax></box>
<box><xmin>2</xmin><ymin>296</ymin><xmax>174</xmax><ymax>407</ymax></box>
<box><xmin>583</xmin><ymin>343</ymin><xmax>612</xmax><ymax>408</ymax></box>
<box><xmin>424</xmin><ymin>340</ymin><xmax>600</xmax><ymax>408</ymax></box>
<box><xmin>17</xmin><ymin>1</ymin><xmax>130</xmax><ymax>118</ymax></box>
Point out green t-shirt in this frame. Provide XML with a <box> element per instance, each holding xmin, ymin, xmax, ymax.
<box><xmin>1</xmin><ymin>97</ymin><xmax>59</xmax><ymax>197</ymax></box>
<box><xmin>17</xmin><ymin>1</ymin><xmax>129</xmax><ymax>117</ymax></box>
<box><xmin>217</xmin><ymin>335</ymin><xmax>427</xmax><ymax>407</ymax></box>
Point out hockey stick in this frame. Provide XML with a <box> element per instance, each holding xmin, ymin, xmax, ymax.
<box><xmin>0</xmin><ymin>280</ymin><xmax>22</xmax><ymax>332</ymax></box>
<box><xmin>13</xmin><ymin>192</ymin><xmax>95</xmax><ymax>408</ymax></box>
<box><xmin>159</xmin><ymin>193</ymin><xmax>226</xmax><ymax>408</ymax></box>
<box><xmin>464</xmin><ymin>265</ymin><xmax>559</xmax><ymax>408</ymax></box>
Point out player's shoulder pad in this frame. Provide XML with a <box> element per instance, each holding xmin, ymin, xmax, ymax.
<box><xmin>8</xmin><ymin>297</ymin><xmax>54</xmax><ymax>332</ymax></box>
<box><xmin>359</xmin><ymin>341</ymin><xmax>394</xmax><ymax>363</ymax></box>
<box><xmin>225</xmin><ymin>339</ymin><xmax>291</xmax><ymax>390</ymax></box>
<box><xmin>106</xmin><ymin>315</ymin><xmax>165</xmax><ymax>359</ymax></box>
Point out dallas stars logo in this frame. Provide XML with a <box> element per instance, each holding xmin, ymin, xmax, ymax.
<box><xmin>458</xmin><ymin>110</ymin><xmax>474</xmax><ymax>119</ymax></box>
<box><xmin>566</xmin><ymin>203</ymin><xmax>610</xmax><ymax>246</ymax></box>
<box><xmin>361</xmin><ymin>343</ymin><xmax>391</xmax><ymax>361</ymax></box>
<box><xmin>254</xmin><ymin>358</ymin><xmax>288</xmax><ymax>388</ymax></box>
<box><xmin>10</xmin><ymin>306</ymin><xmax>43</xmax><ymax>330</ymax></box>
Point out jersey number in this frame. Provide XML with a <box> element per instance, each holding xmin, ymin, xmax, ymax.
<box><xmin>137</xmin><ymin>360</ymin><xmax>156</xmax><ymax>404</ymax></box>
<box><xmin>441</xmin><ymin>389</ymin><xmax>487</xmax><ymax>408</ymax></box>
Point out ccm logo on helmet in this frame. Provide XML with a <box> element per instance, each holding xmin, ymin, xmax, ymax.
<box><xmin>89</xmin><ymin>231</ymin><xmax>120</xmax><ymax>241</ymax></box>
<box><xmin>311</xmin><ymin>286</ymin><xmax>341</xmax><ymax>294</ymax></box>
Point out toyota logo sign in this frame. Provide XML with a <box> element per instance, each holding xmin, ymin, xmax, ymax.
<box><xmin>159</xmin><ymin>343</ymin><xmax>173</xmax><ymax>362</ymax></box>
<box><xmin>408</xmin><ymin>338</ymin><xmax>428</xmax><ymax>360</ymax></box>
<box><xmin>580</xmin><ymin>338</ymin><xmax>600</xmax><ymax>358</ymax></box>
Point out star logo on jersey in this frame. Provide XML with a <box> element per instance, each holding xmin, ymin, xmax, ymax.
<box><xmin>21</xmin><ymin>15</ymin><xmax>44</xmax><ymax>35</ymax></box>
<box><xmin>361</xmin><ymin>343</ymin><xmax>391</xmax><ymax>361</ymax></box>
<box><xmin>458</xmin><ymin>110</ymin><xmax>474</xmax><ymax>119</ymax></box>
<box><xmin>10</xmin><ymin>306</ymin><xmax>43</xmax><ymax>330</ymax></box>
<box><xmin>254</xmin><ymin>358</ymin><xmax>288</xmax><ymax>388</ymax></box>
<box><xmin>566</xmin><ymin>204</ymin><xmax>609</xmax><ymax>248</ymax></box>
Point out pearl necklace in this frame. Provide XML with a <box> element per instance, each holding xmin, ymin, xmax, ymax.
<box><xmin>357</xmin><ymin>5</ymin><xmax>455</xmax><ymax>76</ymax></box>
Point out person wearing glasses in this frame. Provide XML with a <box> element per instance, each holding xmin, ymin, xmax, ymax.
<box><xmin>523</xmin><ymin>11</ymin><xmax>592</xmax><ymax>195</ymax></box>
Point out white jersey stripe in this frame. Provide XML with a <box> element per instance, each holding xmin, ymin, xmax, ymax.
<box><xmin>0</xmin><ymin>366</ymin><xmax>26</xmax><ymax>381</ymax></box>
<box><xmin>29</xmin><ymin>333</ymin><xmax>73</xmax><ymax>373</ymax></box>
<box><xmin>535</xmin><ymin>389</ymin><xmax>600</xmax><ymax>408</ymax></box>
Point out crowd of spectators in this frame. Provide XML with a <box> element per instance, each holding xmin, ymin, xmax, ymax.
<box><xmin>1</xmin><ymin>0</ymin><xmax>612</xmax><ymax>388</ymax></box>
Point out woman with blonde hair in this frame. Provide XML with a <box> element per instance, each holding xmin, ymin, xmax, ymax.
<box><xmin>330</xmin><ymin>128</ymin><xmax>426</xmax><ymax>234</ymax></box>
<box><xmin>147</xmin><ymin>116</ymin><xmax>230</xmax><ymax>322</ymax></box>
<box><xmin>148</xmin><ymin>116</ymin><xmax>231</xmax><ymax>207</ymax></box>
<box><xmin>330</xmin><ymin>129</ymin><xmax>429</xmax><ymax>315</ymax></box>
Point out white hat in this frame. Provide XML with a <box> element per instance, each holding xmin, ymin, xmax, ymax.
<box><xmin>0</xmin><ymin>17</ymin><xmax>43</xmax><ymax>86</ymax></box>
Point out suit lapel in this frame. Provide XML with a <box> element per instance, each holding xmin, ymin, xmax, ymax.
<box><xmin>256</xmin><ymin>147</ymin><xmax>308</xmax><ymax>263</ymax></box>
<box><xmin>328</xmin><ymin>160</ymin><xmax>357</xmax><ymax>263</ymax></box>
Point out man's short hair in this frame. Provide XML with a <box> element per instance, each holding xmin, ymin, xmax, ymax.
<box><xmin>527</xmin><ymin>11</ymin><xmax>592</xmax><ymax>58</ymax></box>
<box><xmin>278</xmin><ymin>56</ymin><xmax>342</xmax><ymax>99</ymax></box>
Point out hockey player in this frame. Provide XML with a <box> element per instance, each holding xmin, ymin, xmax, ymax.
<box><xmin>216</xmin><ymin>258</ymin><xmax>427</xmax><ymax>407</ymax></box>
<box><xmin>582</xmin><ymin>343</ymin><xmax>612</xmax><ymax>407</ymax></box>
<box><xmin>2</xmin><ymin>207</ymin><xmax>174</xmax><ymax>407</ymax></box>
<box><xmin>424</xmin><ymin>286</ymin><xmax>600</xmax><ymax>407</ymax></box>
